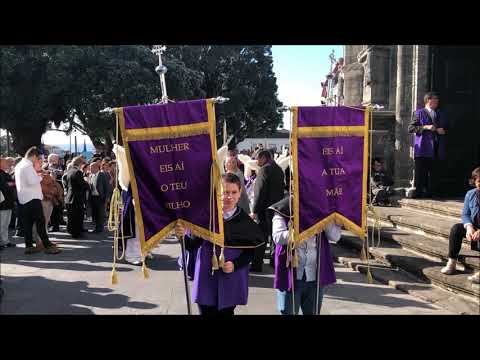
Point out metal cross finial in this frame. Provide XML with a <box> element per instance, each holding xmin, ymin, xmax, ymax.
<box><xmin>329</xmin><ymin>49</ymin><xmax>336</xmax><ymax>65</ymax></box>
<box><xmin>152</xmin><ymin>45</ymin><xmax>169</xmax><ymax>103</ymax></box>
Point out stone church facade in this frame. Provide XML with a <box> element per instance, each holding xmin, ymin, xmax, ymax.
<box><xmin>341</xmin><ymin>45</ymin><xmax>480</xmax><ymax>197</ymax></box>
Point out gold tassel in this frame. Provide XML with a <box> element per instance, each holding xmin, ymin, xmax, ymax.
<box><xmin>360</xmin><ymin>245</ymin><xmax>367</xmax><ymax>261</ymax></box>
<box><xmin>142</xmin><ymin>260</ymin><xmax>150</xmax><ymax>279</ymax></box>
<box><xmin>111</xmin><ymin>268</ymin><xmax>118</xmax><ymax>285</ymax></box>
<box><xmin>212</xmin><ymin>244</ymin><xmax>219</xmax><ymax>271</ymax></box>
<box><xmin>218</xmin><ymin>246</ymin><xmax>225</xmax><ymax>268</ymax></box>
<box><xmin>292</xmin><ymin>250</ymin><xmax>299</xmax><ymax>268</ymax></box>
<box><xmin>366</xmin><ymin>268</ymin><xmax>373</xmax><ymax>284</ymax></box>
<box><xmin>286</xmin><ymin>221</ymin><xmax>295</xmax><ymax>267</ymax></box>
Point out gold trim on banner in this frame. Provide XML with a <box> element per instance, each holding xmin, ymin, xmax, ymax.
<box><xmin>298</xmin><ymin>126</ymin><xmax>365</xmax><ymax>138</ymax></box>
<box><xmin>125</xmin><ymin>122</ymin><xmax>210</xmax><ymax>141</ymax></box>
<box><xmin>115</xmin><ymin>99</ymin><xmax>225</xmax><ymax>258</ymax></box>
<box><xmin>206</xmin><ymin>98</ymin><xmax>225</xmax><ymax>247</ymax></box>
<box><xmin>361</xmin><ymin>108</ymin><xmax>370</xmax><ymax>240</ymax></box>
<box><xmin>291</xmin><ymin>107</ymin><xmax>368</xmax><ymax>245</ymax></box>
<box><xmin>296</xmin><ymin>212</ymin><xmax>365</xmax><ymax>244</ymax></box>
<box><xmin>142</xmin><ymin>219</ymin><xmax>225</xmax><ymax>255</ymax></box>
<box><xmin>292</xmin><ymin>107</ymin><xmax>301</xmax><ymax>244</ymax></box>
<box><xmin>115</xmin><ymin>108</ymin><xmax>148</xmax><ymax>256</ymax></box>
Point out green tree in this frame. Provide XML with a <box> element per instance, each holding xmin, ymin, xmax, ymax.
<box><xmin>1</xmin><ymin>45</ymin><xmax>283</xmax><ymax>154</ymax></box>
<box><xmin>0</xmin><ymin>45</ymin><xmax>205</xmax><ymax>154</ymax></box>
<box><xmin>167</xmin><ymin>45</ymin><xmax>283</xmax><ymax>145</ymax></box>
<box><xmin>0</xmin><ymin>46</ymin><xmax>76</xmax><ymax>155</ymax></box>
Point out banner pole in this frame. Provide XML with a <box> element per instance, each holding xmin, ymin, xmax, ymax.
<box><xmin>152</xmin><ymin>45</ymin><xmax>169</xmax><ymax>104</ymax></box>
<box><xmin>178</xmin><ymin>234</ymin><xmax>192</xmax><ymax>315</ymax></box>
<box><xmin>315</xmin><ymin>233</ymin><xmax>321</xmax><ymax>315</ymax></box>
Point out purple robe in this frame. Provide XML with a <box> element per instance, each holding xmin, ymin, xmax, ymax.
<box><xmin>413</xmin><ymin>108</ymin><xmax>447</xmax><ymax>160</ymax></box>
<box><xmin>191</xmin><ymin>242</ymin><xmax>250</xmax><ymax>309</ymax></box>
<box><xmin>274</xmin><ymin>234</ymin><xmax>336</xmax><ymax>292</ymax></box>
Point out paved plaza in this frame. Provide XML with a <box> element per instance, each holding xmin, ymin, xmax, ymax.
<box><xmin>0</xmin><ymin>224</ymin><xmax>452</xmax><ymax>315</ymax></box>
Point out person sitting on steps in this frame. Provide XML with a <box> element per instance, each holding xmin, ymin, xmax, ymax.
<box><xmin>441</xmin><ymin>167</ymin><xmax>480</xmax><ymax>284</ymax></box>
<box><xmin>370</xmin><ymin>158</ymin><xmax>394</xmax><ymax>206</ymax></box>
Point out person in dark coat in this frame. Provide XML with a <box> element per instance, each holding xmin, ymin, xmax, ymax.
<box><xmin>408</xmin><ymin>92</ymin><xmax>448</xmax><ymax>198</ymax></box>
<box><xmin>64</xmin><ymin>156</ymin><xmax>90</xmax><ymax>238</ymax></box>
<box><xmin>47</xmin><ymin>153</ymin><xmax>65</xmax><ymax>232</ymax></box>
<box><xmin>175</xmin><ymin>173</ymin><xmax>264</xmax><ymax>315</ymax></box>
<box><xmin>250</xmin><ymin>150</ymin><xmax>285</xmax><ymax>272</ymax></box>
<box><xmin>0</xmin><ymin>158</ymin><xmax>17</xmax><ymax>249</ymax></box>
<box><xmin>88</xmin><ymin>161</ymin><xmax>109</xmax><ymax>233</ymax></box>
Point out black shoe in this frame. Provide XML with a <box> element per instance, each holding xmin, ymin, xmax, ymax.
<box><xmin>14</xmin><ymin>231</ymin><xmax>24</xmax><ymax>237</ymax></box>
<box><xmin>89</xmin><ymin>229</ymin><xmax>103</xmax><ymax>233</ymax></box>
<box><xmin>0</xmin><ymin>245</ymin><xmax>5</xmax><ymax>251</ymax></box>
<box><xmin>5</xmin><ymin>243</ymin><xmax>16</xmax><ymax>248</ymax></box>
<box><xmin>49</xmin><ymin>226</ymin><xmax>60</xmax><ymax>232</ymax></box>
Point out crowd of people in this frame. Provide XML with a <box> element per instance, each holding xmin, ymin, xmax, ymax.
<box><xmin>173</xmin><ymin>143</ymin><xmax>342</xmax><ymax>315</ymax></box>
<box><xmin>1</xmin><ymin>90</ymin><xmax>479</xmax><ymax>315</ymax></box>
<box><xmin>0</xmin><ymin>147</ymin><xmax>118</xmax><ymax>254</ymax></box>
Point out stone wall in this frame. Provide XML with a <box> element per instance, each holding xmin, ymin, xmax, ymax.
<box><xmin>343</xmin><ymin>45</ymin><xmax>431</xmax><ymax>190</ymax></box>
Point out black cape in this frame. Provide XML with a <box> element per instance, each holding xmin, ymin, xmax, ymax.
<box><xmin>223</xmin><ymin>207</ymin><xmax>265</xmax><ymax>248</ymax></box>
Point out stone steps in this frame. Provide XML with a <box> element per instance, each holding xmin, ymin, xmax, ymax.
<box><xmin>339</xmin><ymin>232</ymin><xmax>480</xmax><ymax>302</ymax></box>
<box><xmin>330</xmin><ymin>243</ymin><xmax>479</xmax><ymax>315</ymax></box>
<box><xmin>369</xmin><ymin>205</ymin><xmax>470</xmax><ymax>244</ymax></box>
<box><xmin>398</xmin><ymin>198</ymin><xmax>464</xmax><ymax>218</ymax></box>
<box><xmin>367</xmin><ymin>223</ymin><xmax>479</xmax><ymax>271</ymax></box>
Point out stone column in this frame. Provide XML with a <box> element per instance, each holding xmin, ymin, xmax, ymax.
<box><xmin>343</xmin><ymin>62</ymin><xmax>364</xmax><ymax>106</ymax></box>
<box><xmin>394</xmin><ymin>45</ymin><xmax>414</xmax><ymax>189</ymax></box>
<box><xmin>412</xmin><ymin>45</ymin><xmax>430</xmax><ymax>111</ymax></box>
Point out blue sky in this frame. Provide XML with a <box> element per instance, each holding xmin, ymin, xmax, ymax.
<box><xmin>42</xmin><ymin>45</ymin><xmax>344</xmax><ymax>146</ymax></box>
<box><xmin>272</xmin><ymin>45</ymin><xmax>344</xmax><ymax>129</ymax></box>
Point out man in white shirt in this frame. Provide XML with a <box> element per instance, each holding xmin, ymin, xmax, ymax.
<box><xmin>15</xmin><ymin>147</ymin><xmax>61</xmax><ymax>254</ymax></box>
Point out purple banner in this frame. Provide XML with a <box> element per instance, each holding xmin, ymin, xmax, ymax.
<box><xmin>293</xmin><ymin>106</ymin><xmax>368</xmax><ymax>242</ymax></box>
<box><xmin>117</xmin><ymin>99</ymin><xmax>223</xmax><ymax>254</ymax></box>
<box><xmin>297</xmin><ymin>106</ymin><xmax>364</xmax><ymax>127</ymax></box>
<box><xmin>123</xmin><ymin>100</ymin><xmax>208</xmax><ymax>129</ymax></box>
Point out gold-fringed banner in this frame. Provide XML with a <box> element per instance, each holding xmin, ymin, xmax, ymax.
<box><xmin>292</xmin><ymin>106</ymin><xmax>369</xmax><ymax>244</ymax></box>
<box><xmin>114</xmin><ymin>99</ymin><xmax>224</xmax><ymax>256</ymax></box>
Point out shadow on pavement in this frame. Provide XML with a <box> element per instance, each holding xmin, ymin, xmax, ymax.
<box><xmin>4</xmin><ymin>260</ymin><xmax>134</xmax><ymax>273</ymax></box>
<box><xmin>0</xmin><ymin>275</ymin><xmax>158</xmax><ymax>314</ymax></box>
<box><xmin>146</xmin><ymin>254</ymin><xmax>182</xmax><ymax>271</ymax></box>
<box><xmin>248</xmin><ymin>264</ymin><xmax>275</xmax><ymax>289</ymax></box>
<box><xmin>325</xmin><ymin>271</ymin><xmax>440</xmax><ymax>310</ymax></box>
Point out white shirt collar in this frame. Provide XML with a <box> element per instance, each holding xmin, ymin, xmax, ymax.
<box><xmin>223</xmin><ymin>206</ymin><xmax>237</xmax><ymax>220</ymax></box>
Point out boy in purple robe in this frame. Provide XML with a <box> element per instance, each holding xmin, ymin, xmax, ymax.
<box><xmin>175</xmin><ymin>173</ymin><xmax>264</xmax><ymax>315</ymax></box>
<box><xmin>269</xmin><ymin>196</ymin><xmax>341</xmax><ymax>315</ymax></box>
